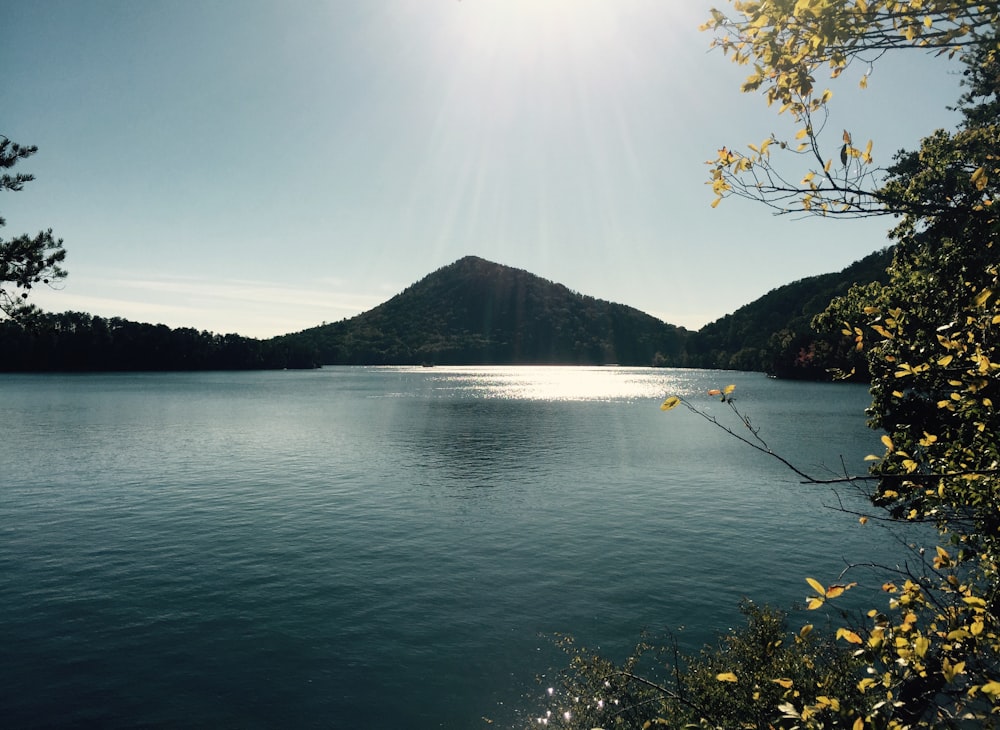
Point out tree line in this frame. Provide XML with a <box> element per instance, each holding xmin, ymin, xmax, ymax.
<box><xmin>0</xmin><ymin>311</ymin><xmax>319</xmax><ymax>372</ymax></box>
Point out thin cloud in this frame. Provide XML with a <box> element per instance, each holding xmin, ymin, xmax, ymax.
<box><xmin>24</xmin><ymin>272</ymin><xmax>386</xmax><ymax>338</ymax></box>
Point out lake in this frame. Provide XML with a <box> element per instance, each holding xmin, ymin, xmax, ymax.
<box><xmin>0</xmin><ymin>367</ymin><xmax>918</xmax><ymax>728</ymax></box>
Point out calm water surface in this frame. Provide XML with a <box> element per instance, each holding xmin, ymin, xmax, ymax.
<box><xmin>0</xmin><ymin>367</ymin><xmax>915</xmax><ymax>728</ymax></box>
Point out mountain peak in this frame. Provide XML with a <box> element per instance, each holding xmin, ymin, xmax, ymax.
<box><xmin>288</xmin><ymin>256</ymin><xmax>687</xmax><ymax>366</ymax></box>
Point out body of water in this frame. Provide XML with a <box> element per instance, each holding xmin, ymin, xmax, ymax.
<box><xmin>0</xmin><ymin>367</ymin><xmax>916</xmax><ymax>728</ymax></box>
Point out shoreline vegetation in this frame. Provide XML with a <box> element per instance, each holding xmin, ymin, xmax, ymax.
<box><xmin>0</xmin><ymin>252</ymin><xmax>890</xmax><ymax>378</ymax></box>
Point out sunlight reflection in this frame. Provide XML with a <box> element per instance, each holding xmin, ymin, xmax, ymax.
<box><xmin>391</xmin><ymin>366</ymin><xmax>696</xmax><ymax>402</ymax></box>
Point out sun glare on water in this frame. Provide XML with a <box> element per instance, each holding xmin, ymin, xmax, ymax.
<box><xmin>405</xmin><ymin>366</ymin><xmax>674</xmax><ymax>402</ymax></box>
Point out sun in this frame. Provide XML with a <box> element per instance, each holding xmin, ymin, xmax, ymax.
<box><xmin>437</xmin><ymin>2</ymin><xmax>705</xmax><ymax>85</ymax></box>
<box><xmin>448</xmin><ymin>0</ymin><xmax>625</xmax><ymax>66</ymax></box>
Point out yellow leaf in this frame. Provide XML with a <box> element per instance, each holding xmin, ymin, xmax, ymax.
<box><xmin>942</xmin><ymin>660</ymin><xmax>966</xmax><ymax>683</ymax></box>
<box><xmin>795</xmin><ymin>127</ymin><xmax>809</xmax><ymax>140</ymax></box>
<box><xmin>915</xmin><ymin>636</ymin><xmax>930</xmax><ymax>657</ymax></box>
<box><xmin>853</xmin><ymin>718</ymin><xmax>865</xmax><ymax>730</ymax></box>
<box><xmin>799</xmin><ymin>624</ymin><xmax>813</xmax><ymax>638</ymax></box>
<box><xmin>723</xmin><ymin>384</ymin><xmax>736</xmax><ymax>395</ymax></box>
<box><xmin>806</xmin><ymin>577</ymin><xmax>826</xmax><ymax>595</ymax></box>
<box><xmin>837</xmin><ymin>628</ymin><xmax>863</xmax><ymax>645</ymax></box>
<box><xmin>980</xmin><ymin>680</ymin><xmax>1000</xmax><ymax>697</ymax></box>
<box><xmin>660</xmin><ymin>396</ymin><xmax>681</xmax><ymax>411</ymax></box>
<box><xmin>881</xmin><ymin>434</ymin><xmax>894</xmax><ymax>451</ymax></box>
<box><xmin>971</xmin><ymin>167</ymin><xmax>988</xmax><ymax>191</ymax></box>
<box><xmin>807</xmin><ymin>597</ymin><xmax>825</xmax><ymax>610</ymax></box>
<box><xmin>938</xmin><ymin>354</ymin><xmax>953</xmax><ymax>367</ymax></box>
<box><xmin>716</xmin><ymin>672</ymin><xmax>738</xmax><ymax>683</ymax></box>
<box><xmin>859</xmin><ymin>516</ymin><xmax>869</xmax><ymax>525</ymax></box>
<box><xmin>772</xmin><ymin>678</ymin><xmax>794</xmax><ymax>688</ymax></box>
<box><xmin>817</xmin><ymin>696</ymin><xmax>840</xmax><ymax>711</ymax></box>
<box><xmin>894</xmin><ymin>365</ymin><xmax>913</xmax><ymax>378</ymax></box>
<box><xmin>825</xmin><ymin>582</ymin><xmax>855</xmax><ymax>598</ymax></box>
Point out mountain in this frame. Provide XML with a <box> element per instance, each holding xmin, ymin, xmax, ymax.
<box><xmin>1</xmin><ymin>251</ymin><xmax>895</xmax><ymax>375</ymax></box>
<box><xmin>685</xmin><ymin>247</ymin><xmax>894</xmax><ymax>377</ymax></box>
<box><xmin>271</xmin><ymin>255</ymin><xmax>689</xmax><ymax>367</ymax></box>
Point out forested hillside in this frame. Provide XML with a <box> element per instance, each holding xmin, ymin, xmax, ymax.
<box><xmin>1</xmin><ymin>252</ymin><xmax>895</xmax><ymax>374</ymax></box>
<box><xmin>271</xmin><ymin>256</ymin><xmax>689</xmax><ymax>367</ymax></box>
<box><xmin>685</xmin><ymin>247</ymin><xmax>893</xmax><ymax>378</ymax></box>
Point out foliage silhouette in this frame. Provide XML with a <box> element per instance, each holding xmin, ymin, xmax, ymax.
<box><xmin>0</xmin><ymin>136</ymin><xmax>66</xmax><ymax>320</ymax></box>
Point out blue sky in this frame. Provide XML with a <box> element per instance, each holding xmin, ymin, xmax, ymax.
<box><xmin>3</xmin><ymin>1</ymin><xmax>963</xmax><ymax>338</ymax></box>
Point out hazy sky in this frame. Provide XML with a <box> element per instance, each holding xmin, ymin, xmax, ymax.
<box><xmin>3</xmin><ymin>1</ymin><xmax>964</xmax><ymax>338</ymax></box>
